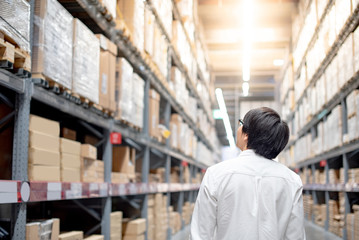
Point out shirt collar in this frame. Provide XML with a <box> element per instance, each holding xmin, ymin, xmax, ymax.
<box><xmin>240</xmin><ymin>149</ymin><xmax>256</xmax><ymax>157</ymax></box>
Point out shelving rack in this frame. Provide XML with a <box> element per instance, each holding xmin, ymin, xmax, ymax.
<box><xmin>279</xmin><ymin>0</ymin><xmax>359</xmax><ymax>238</ymax></box>
<box><xmin>0</xmin><ymin>0</ymin><xmax>217</xmax><ymax>239</ymax></box>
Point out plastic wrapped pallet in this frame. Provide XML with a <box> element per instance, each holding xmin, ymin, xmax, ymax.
<box><xmin>144</xmin><ymin>7</ymin><xmax>155</xmax><ymax>56</ymax></box>
<box><xmin>117</xmin><ymin>0</ymin><xmax>144</xmax><ymax>52</ymax></box>
<box><xmin>354</xmin><ymin>26</ymin><xmax>359</xmax><ymax>73</ymax></box>
<box><xmin>32</xmin><ymin>0</ymin><xmax>73</xmax><ymax>89</ymax></box>
<box><xmin>0</xmin><ymin>0</ymin><xmax>30</xmax><ymax>53</ymax></box>
<box><xmin>72</xmin><ymin>19</ymin><xmax>99</xmax><ymax>103</ymax></box>
<box><xmin>132</xmin><ymin>74</ymin><xmax>145</xmax><ymax>128</ymax></box>
<box><xmin>116</xmin><ymin>58</ymin><xmax>133</xmax><ymax>122</ymax></box>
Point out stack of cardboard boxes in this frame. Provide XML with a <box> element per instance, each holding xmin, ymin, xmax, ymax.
<box><xmin>328</xmin><ymin>169</ymin><xmax>340</xmax><ymax>184</ymax></box>
<box><xmin>147</xmin><ymin>195</ymin><xmax>155</xmax><ymax>240</ymax></box>
<box><xmin>169</xmin><ymin>206</ymin><xmax>181</xmax><ymax>235</ymax></box>
<box><xmin>182</xmin><ymin>202</ymin><xmax>194</xmax><ymax>225</ymax></box>
<box><xmin>170</xmin><ymin>167</ymin><xmax>180</xmax><ymax>183</ymax></box>
<box><xmin>328</xmin><ymin>199</ymin><xmax>341</xmax><ymax>236</ymax></box>
<box><xmin>81</xmin><ymin>144</ymin><xmax>104</xmax><ymax>183</ymax></box>
<box><xmin>303</xmin><ymin>194</ymin><xmax>313</xmax><ymax>220</ymax></box>
<box><xmin>60</xmin><ymin>138</ymin><xmax>81</xmax><ymax>182</ymax></box>
<box><xmin>148</xmin><ymin>89</ymin><xmax>161</xmax><ymax>140</ymax></box>
<box><xmin>96</xmin><ymin>34</ymin><xmax>117</xmax><ymax>113</ymax></box>
<box><xmin>26</xmin><ymin>218</ymin><xmax>60</xmax><ymax>240</ymax></box>
<box><xmin>149</xmin><ymin>168</ymin><xmax>166</xmax><ymax>183</ymax></box>
<box><xmin>122</xmin><ymin>218</ymin><xmax>146</xmax><ymax>240</ymax></box>
<box><xmin>314</xmin><ymin>204</ymin><xmax>326</xmax><ymax>227</ymax></box>
<box><xmin>314</xmin><ymin>169</ymin><xmax>326</xmax><ymax>184</ymax></box>
<box><xmin>59</xmin><ymin>231</ymin><xmax>83</xmax><ymax>240</ymax></box>
<box><xmin>84</xmin><ymin>235</ymin><xmax>104</xmax><ymax>240</ymax></box>
<box><xmin>153</xmin><ymin>193</ymin><xmax>168</xmax><ymax>240</ymax></box>
<box><xmin>348</xmin><ymin>168</ymin><xmax>359</xmax><ymax>184</ymax></box>
<box><xmin>112</xmin><ymin>146</ymin><xmax>136</xmax><ymax>183</ymax></box>
<box><xmin>347</xmin><ymin>212</ymin><xmax>355</xmax><ymax>240</ymax></box>
<box><xmin>110</xmin><ymin>211</ymin><xmax>123</xmax><ymax>239</ymax></box>
<box><xmin>28</xmin><ymin>115</ymin><xmax>60</xmax><ymax>182</ymax></box>
<box><xmin>345</xmin><ymin>90</ymin><xmax>359</xmax><ymax>143</ymax></box>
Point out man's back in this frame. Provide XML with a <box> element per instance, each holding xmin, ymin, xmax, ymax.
<box><xmin>190</xmin><ymin>150</ymin><xmax>305</xmax><ymax>240</ymax></box>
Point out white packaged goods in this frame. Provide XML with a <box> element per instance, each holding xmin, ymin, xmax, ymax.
<box><xmin>118</xmin><ymin>0</ymin><xmax>144</xmax><ymax>52</ymax></box>
<box><xmin>0</xmin><ymin>0</ymin><xmax>30</xmax><ymax>53</ymax></box>
<box><xmin>100</xmin><ymin>0</ymin><xmax>116</xmax><ymax>19</ymax></box>
<box><xmin>152</xmin><ymin>0</ymin><xmax>172</xmax><ymax>39</ymax></box>
<box><xmin>72</xmin><ymin>19</ymin><xmax>100</xmax><ymax>103</ymax></box>
<box><xmin>153</xmin><ymin>25</ymin><xmax>168</xmax><ymax>78</ymax></box>
<box><xmin>32</xmin><ymin>0</ymin><xmax>73</xmax><ymax>89</ymax></box>
<box><xmin>336</xmin><ymin>0</ymin><xmax>351</xmax><ymax>35</ymax></box>
<box><xmin>116</xmin><ymin>58</ymin><xmax>133</xmax><ymax>122</ymax></box>
<box><xmin>317</xmin><ymin>0</ymin><xmax>328</xmax><ymax>20</ymax></box>
<box><xmin>354</xmin><ymin>26</ymin><xmax>359</xmax><ymax>73</ymax></box>
<box><xmin>144</xmin><ymin>7</ymin><xmax>154</xmax><ymax>56</ymax></box>
<box><xmin>325</xmin><ymin>56</ymin><xmax>339</xmax><ymax>101</ymax></box>
<box><xmin>132</xmin><ymin>74</ymin><xmax>145</xmax><ymax>128</ymax></box>
<box><xmin>346</xmin><ymin>90</ymin><xmax>358</xmax><ymax>117</ymax></box>
<box><xmin>316</xmin><ymin>75</ymin><xmax>326</xmax><ymax>111</ymax></box>
<box><xmin>337</xmin><ymin>34</ymin><xmax>354</xmax><ymax>89</ymax></box>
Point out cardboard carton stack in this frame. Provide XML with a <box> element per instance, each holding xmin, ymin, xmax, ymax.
<box><xmin>353</xmin><ymin>204</ymin><xmax>359</xmax><ymax>240</ymax></box>
<box><xmin>144</xmin><ymin>7</ymin><xmax>154</xmax><ymax>57</ymax></box>
<box><xmin>355</xmin><ymin>26</ymin><xmax>359</xmax><ymax>73</ymax></box>
<box><xmin>348</xmin><ymin>168</ymin><xmax>359</xmax><ymax>184</ymax></box>
<box><xmin>328</xmin><ymin>200</ymin><xmax>341</xmax><ymax>236</ymax></box>
<box><xmin>149</xmin><ymin>89</ymin><xmax>161</xmax><ymax>140</ymax></box>
<box><xmin>338</xmin><ymin>192</ymin><xmax>345</xmax><ymax>237</ymax></box>
<box><xmin>60</xmin><ymin>138</ymin><xmax>81</xmax><ymax>182</ymax></box>
<box><xmin>59</xmin><ymin>231</ymin><xmax>83</xmax><ymax>240</ymax></box>
<box><xmin>149</xmin><ymin>168</ymin><xmax>165</xmax><ymax>183</ymax></box>
<box><xmin>168</xmin><ymin>206</ymin><xmax>181</xmax><ymax>235</ymax></box>
<box><xmin>303</xmin><ymin>194</ymin><xmax>313</xmax><ymax>220</ymax></box>
<box><xmin>122</xmin><ymin>218</ymin><xmax>146</xmax><ymax>240</ymax></box>
<box><xmin>117</xmin><ymin>0</ymin><xmax>144</xmax><ymax>52</ymax></box>
<box><xmin>112</xmin><ymin>146</ymin><xmax>136</xmax><ymax>183</ymax></box>
<box><xmin>347</xmin><ymin>213</ymin><xmax>355</xmax><ymax>240</ymax></box>
<box><xmin>110</xmin><ymin>211</ymin><xmax>123</xmax><ymax>240</ymax></box>
<box><xmin>61</xmin><ymin>127</ymin><xmax>77</xmax><ymax>141</ymax></box>
<box><xmin>32</xmin><ymin>0</ymin><xmax>73</xmax><ymax>89</ymax></box>
<box><xmin>153</xmin><ymin>193</ymin><xmax>168</xmax><ymax>240</ymax></box>
<box><xmin>116</xmin><ymin>58</ymin><xmax>133</xmax><ymax>123</ymax></box>
<box><xmin>147</xmin><ymin>195</ymin><xmax>155</xmax><ymax>240</ymax></box>
<box><xmin>26</xmin><ymin>218</ymin><xmax>60</xmax><ymax>240</ymax></box>
<box><xmin>170</xmin><ymin>114</ymin><xmax>182</xmax><ymax>150</ymax></box>
<box><xmin>183</xmin><ymin>165</ymin><xmax>190</xmax><ymax>183</ymax></box>
<box><xmin>72</xmin><ymin>18</ymin><xmax>100</xmax><ymax>104</ymax></box>
<box><xmin>339</xmin><ymin>168</ymin><xmax>345</xmax><ymax>184</ymax></box>
<box><xmin>314</xmin><ymin>204</ymin><xmax>326</xmax><ymax>227</ymax></box>
<box><xmin>81</xmin><ymin>144</ymin><xmax>104</xmax><ymax>183</ymax></box>
<box><xmin>315</xmin><ymin>169</ymin><xmax>326</xmax><ymax>184</ymax></box>
<box><xmin>28</xmin><ymin>115</ymin><xmax>60</xmax><ymax>182</ymax></box>
<box><xmin>132</xmin><ymin>74</ymin><xmax>145</xmax><ymax>129</ymax></box>
<box><xmin>170</xmin><ymin>167</ymin><xmax>180</xmax><ymax>183</ymax></box>
<box><xmin>182</xmin><ymin>202</ymin><xmax>194</xmax><ymax>225</ymax></box>
<box><xmin>96</xmin><ymin>34</ymin><xmax>117</xmax><ymax>113</ymax></box>
<box><xmin>328</xmin><ymin>169</ymin><xmax>340</xmax><ymax>184</ymax></box>
<box><xmin>345</xmin><ymin>90</ymin><xmax>359</xmax><ymax>143</ymax></box>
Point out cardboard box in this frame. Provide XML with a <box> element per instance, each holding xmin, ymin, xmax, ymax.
<box><xmin>60</xmin><ymin>138</ymin><xmax>81</xmax><ymax>155</ymax></box>
<box><xmin>122</xmin><ymin>218</ymin><xmax>146</xmax><ymax>235</ymax></box>
<box><xmin>28</xmin><ymin>165</ymin><xmax>60</xmax><ymax>182</ymax></box>
<box><xmin>29</xmin><ymin>131</ymin><xmax>59</xmax><ymax>152</ymax></box>
<box><xmin>110</xmin><ymin>211</ymin><xmax>122</xmax><ymax>240</ymax></box>
<box><xmin>61</xmin><ymin>127</ymin><xmax>77</xmax><ymax>141</ymax></box>
<box><xmin>122</xmin><ymin>235</ymin><xmax>145</xmax><ymax>240</ymax></box>
<box><xmin>111</xmin><ymin>172</ymin><xmax>129</xmax><ymax>183</ymax></box>
<box><xmin>29</xmin><ymin>115</ymin><xmax>60</xmax><ymax>137</ymax></box>
<box><xmin>26</xmin><ymin>222</ymin><xmax>40</xmax><ymax>240</ymax></box>
<box><xmin>61</xmin><ymin>153</ymin><xmax>81</xmax><ymax>169</ymax></box>
<box><xmin>51</xmin><ymin>218</ymin><xmax>60</xmax><ymax>240</ymax></box>
<box><xmin>26</xmin><ymin>218</ymin><xmax>60</xmax><ymax>240</ymax></box>
<box><xmin>112</xmin><ymin>146</ymin><xmax>135</xmax><ymax>174</ymax></box>
<box><xmin>28</xmin><ymin>148</ymin><xmax>60</xmax><ymax>166</ymax></box>
<box><xmin>98</xmin><ymin>43</ymin><xmax>110</xmax><ymax>110</ymax></box>
<box><xmin>109</xmin><ymin>53</ymin><xmax>117</xmax><ymax>112</ymax></box>
<box><xmin>149</xmin><ymin>89</ymin><xmax>160</xmax><ymax>138</ymax></box>
<box><xmin>61</xmin><ymin>167</ymin><xmax>81</xmax><ymax>182</ymax></box>
<box><xmin>84</xmin><ymin>235</ymin><xmax>104</xmax><ymax>240</ymax></box>
<box><xmin>59</xmin><ymin>231</ymin><xmax>83</xmax><ymax>240</ymax></box>
<box><xmin>81</xmin><ymin>144</ymin><xmax>97</xmax><ymax>159</ymax></box>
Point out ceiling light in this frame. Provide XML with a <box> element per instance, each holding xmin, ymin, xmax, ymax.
<box><xmin>273</xmin><ymin>59</ymin><xmax>284</xmax><ymax>66</ymax></box>
<box><xmin>242</xmin><ymin>0</ymin><xmax>254</xmax><ymax>82</ymax></box>
<box><xmin>242</xmin><ymin>82</ymin><xmax>249</xmax><ymax>96</ymax></box>
<box><xmin>215</xmin><ymin>88</ymin><xmax>236</xmax><ymax>148</ymax></box>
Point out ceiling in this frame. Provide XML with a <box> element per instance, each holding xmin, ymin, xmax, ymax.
<box><xmin>198</xmin><ymin>0</ymin><xmax>298</xmax><ymax>145</ymax></box>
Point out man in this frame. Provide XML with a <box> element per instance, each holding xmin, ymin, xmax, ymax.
<box><xmin>190</xmin><ymin>107</ymin><xmax>305</xmax><ymax>240</ymax></box>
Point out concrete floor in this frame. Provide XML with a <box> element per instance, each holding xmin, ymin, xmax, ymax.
<box><xmin>305</xmin><ymin>220</ymin><xmax>342</xmax><ymax>240</ymax></box>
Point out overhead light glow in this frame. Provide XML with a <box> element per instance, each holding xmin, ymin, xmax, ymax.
<box><xmin>242</xmin><ymin>82</ymin><xmax>249</xmax><ymax>97</ymax></box>
<box><xmin>242</xmin><ymin>0</ymin><xmax>254</xmax><ymax>83</ymax></box>
<box><xmin>215</xmin><ymin>88</ymin><xmax>236</xmax><ymax>148</ymax></box>
<box><xmin>273</xmin><ymin>59</ymin><xmax>284</xmax><ymax>66</ymax></box>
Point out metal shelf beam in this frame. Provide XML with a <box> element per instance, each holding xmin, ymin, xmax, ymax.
<box><xmin>0</xmin><ymin>69</ymin><xmax>26</xmax><ymax>94</ymax></box>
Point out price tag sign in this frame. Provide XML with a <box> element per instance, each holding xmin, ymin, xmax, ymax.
<box><xmin>110</xmin><ymin>132</ymin><xmax>122</xmax><ymax>144</ymax></box>
<box><xmin>319</xmin><ymin>160</ymin><xmax>326</xmax><ymax>167</ymax></box>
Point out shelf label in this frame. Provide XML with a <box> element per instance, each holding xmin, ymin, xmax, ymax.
<box><xmin>0</xmin><ymin>193</ymin><xmax>17</xmax><ymax>204</ymax></box>
<box><xmin>181</xmin><ymin>161</ymin><xmax>188</xmax><ymax>167</ymax></box>
<box><xmin>47</xmin><ymin>191</ymin><xmax>61</xmax><ymax>201</ymax></box>
<box><xmin>0</xmin><ymin>181</ymin><xmax>17</xmax><ymax>193</ymax></box>
<box><xmin>110</xmin><ymin>132</ymin><xmax>122</xmax><ymax>144</ymax></box>
<box><xmin>47</xmin><ymin>182</ymin><xmax>61</xmax><ymax>192</ymax></box>
<box><xmin>319</xmin><ymin>160</ymin><xmax>326</xmax><ymax>167</ymax></box>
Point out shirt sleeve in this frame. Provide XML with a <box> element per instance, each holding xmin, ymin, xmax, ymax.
<box><xmin>190</xmin><ymin>168</ymin><xmax>218</xmax><ymax>240</ymax></box>
<box><xmin>284</xmin><ymin>185</ymin><xmax>306</xmax><ymax>240</ymax></box>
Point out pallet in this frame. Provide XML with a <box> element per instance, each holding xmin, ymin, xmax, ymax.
<box><xmin>32</xmin><ymin>73</ymin><xmax>73</xmax><ymax>99</ymax></box>
<box><xmin>97</xmin><ymin>3</ymin><xmax>114</xmax><ymax>22</ymax></box>
<box><xmin>0</xmin><ymin>32</ymin><xmax>31</xmax><ymax>78</ymax></box>
<box><xmin>117</xmin><ymin>118</ymin><xmax>142</xmax><ymax>132</ymax></box>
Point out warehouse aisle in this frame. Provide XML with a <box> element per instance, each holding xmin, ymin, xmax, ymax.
<box><xmin>305</xmin><ymin>221</ymin><xmax>342</xmax><ymax>240</ymax></box>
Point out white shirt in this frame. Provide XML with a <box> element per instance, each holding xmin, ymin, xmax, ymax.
<box><xmin>190</xmin><ymin>149</ymin><xmax>306</xmax><ymax>240</ymax></box>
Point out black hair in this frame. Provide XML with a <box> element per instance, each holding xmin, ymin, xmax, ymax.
<box><xmin>242</xmin><ymin>107</ymin><xmax>289</xmax><ymax>159</ymax></box>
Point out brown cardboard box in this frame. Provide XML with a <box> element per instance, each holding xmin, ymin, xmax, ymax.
<box><xmin>51</xmin><ymin>218</ymin><xmax>60</xmax><ymax>240</ymax></box>
<box><xmin>26</xmin><ymin>222</ymin><xmax>40</xmax><ymax>240</ymax></box>
<box><xmin>29</xmin><ymin>131</ymin><xmax>59</xmax><ymax>152</ymax></box>
<box><xmin>84</xmin><ymin>235</ymin><xmax>104</xmax><ymax>240</ymax></box>
<box><xmin>84</xmin><ymin>135</ymin><xmax>99</xmax><ymax>146</ymax></box>
<box><xmin>112</xmin><ymin>146</ymin><xmax>135</xmax><ymax>174</ymax></box>
<box><xmin>59</xmin><ymin>231</ymin><xmax>83</xmax><ymax>240</ymax></box>
<box><xmin>29</xmin><ymin>115</ymin><xmax>60</xmax><ymax>137</ymax></box>
<box><xmin>28</xmin><ymin>165</ymin><xmax>60</xmax><ymax>181</ymax></box>
<box><xmin>122</xmin><ymin>218</ymin><xmax>146</xmax><ymax>235</ymax></box>
<box><xmin>98</xmin><ymin>45</ymin><xmax>110</xmax><ymax>109</ymax></box>
<box><xmin>61</xmin><ymin>153</ymin><xmax>81</xmax><ymax>169</ymax></box>
<box><xmin>60</xmin><ymin>138</ymin><xmax>81</xmax><ymax>155</ymax></box>
<box><xmin>109</xmin><ymin>53</ymin><xmax>117</xmax><ymax>112</ymax></box>
<box><xmin>28</xmin><ymin>148</ymin><xmax>60</xmax><ymax>166</ymax></box>
<box><xmin>61</xmin><ymin>167</ymin><xmax>81</xmax><ymax>182</ymax></box>
<box><xmin>149</xmin><ymin>89</ymin><xmax>160</xmax><ymax>138</ymax></box>
<box><xmin>111</xmin><ymin>172</ymin><xmax>129</xmax><ymax>183</ymax></box>
<box><xmin>110</xmin><ymin>211</ymin><xmax>122</xmax><ymax>240</ymax></box>
<box><xmin>123</xmin><ymin>235</ymin><xmax>145</xmax><ymax>240</ymax></box>
<box><xmin>61</xmin><ymin>127</ymin><xmax>77</xmax><ymax>141</ymax></box>
<box><xmin>81</xmin><ymin>144</ymin><xmax>97</xmax><ymax>159</ymax></box>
